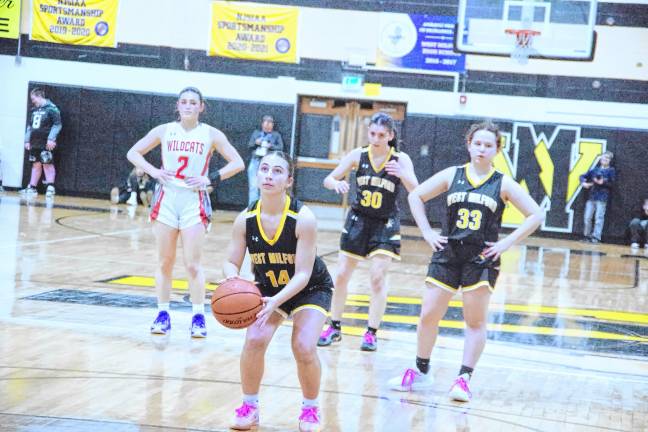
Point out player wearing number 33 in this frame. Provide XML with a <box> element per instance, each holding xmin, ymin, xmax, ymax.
<box><xmin>318</xmin><ymin>112</ymin><xmax>419</xmax><ymax>352</ymax></box>
<box><xmin>223</xmin><ymin>151</ymin><xmax>333</xmax><ymax>431</ymax></box>
<box><xmin>389</xmin><ymin>121</ymin><xmax>544</xmax><ymax>402</ymax></box>
<box><xmin>127</xmin><ymin>87</ymin><xmax>244</xmax><ymax>339</ymax></box>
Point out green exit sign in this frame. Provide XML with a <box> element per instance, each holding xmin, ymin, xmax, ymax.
<box><xmin>342</xmin><ymin>74</ymin><xmax>364</xmax><ymax>93</ymax></box>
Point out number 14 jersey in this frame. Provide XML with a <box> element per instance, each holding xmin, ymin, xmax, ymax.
<box><xmin>445</xmin><ymin>164</ymin><xmax>505</xmax><ymax>245</ymax></box>
<box><xmin>162</xmin><ymin>122</ymin><xmax>212</xmax><ymax>188</ymax></box>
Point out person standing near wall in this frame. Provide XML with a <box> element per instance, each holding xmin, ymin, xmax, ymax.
<box><xmin>317</xmin><ymin>112</ymin><xmax>418</xmax><ymax>352</ymax></box>
<box><xmin>127</xmin><ymin>86</ymin><xmax>244</xmax><ymax>338</ymax></box>
<box><xmin>21</xmin><ymin>88</ymin><xmax>62</xmax><ymax>197</ymax></box>
<box><xmin>580</xmin><ymin>151</ymin><xmax>616</xmax><ymax>243</ymax></box>
<box><xmin>247</xmin><ymin>115</ymin><xmax>284</xmax><ymax>206</ymax></box>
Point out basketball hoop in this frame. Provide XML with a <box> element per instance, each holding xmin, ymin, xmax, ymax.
<box><xmin>505</xmin><ymin>29</ymin><xmax>541</xmax><ymax>64</ymax></box>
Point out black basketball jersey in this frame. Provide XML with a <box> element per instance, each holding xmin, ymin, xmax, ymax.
<box><xmin>351</xmin><ymin>146</ymin><xmax>401</xmax><ymax>219</ymax></box>
<box><xmin>444</xmin><ymin>164</ymin><xmax>505</xmax><ymax>245</ymax></box>
<box><xmin>27</xmin><ymin>101</ymin><xmax>62</xmax><ymax>148</ymax></box>
<box><xmin>246</xmin><ymin>196</ymin><xmax>331</xmax><ymax>294</ymax></box>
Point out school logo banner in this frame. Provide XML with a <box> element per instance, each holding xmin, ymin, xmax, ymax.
<box><xmin>30</xmin><ymin>0</ymin><xmax>118</xmax><ymax>47</ymax></box>
<box><xmin>0</xmin><ymin>0</ymin><xmax>21</xmax><ymax>39</ymax></box>
<box><xmin>493</xmin><ymin>123</ymin><xmax>606</xmax><ymax>233</ymax></box>
<box><xmin>209</xmin><ymin>1</ymin><xmax>299</xmax><ymax>63</ymax></box>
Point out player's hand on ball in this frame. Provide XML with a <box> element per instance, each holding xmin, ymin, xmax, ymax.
<box><xmin>256</xmin><ymin>296</ymin><xmax>278</xmax><ymax>327</ymax></box>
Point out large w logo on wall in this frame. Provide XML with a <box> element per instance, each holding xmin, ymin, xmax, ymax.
<box><xmin>493</xmin><ymin>123</ymin><xmax>606</xmax><ymax>233</ymax></box>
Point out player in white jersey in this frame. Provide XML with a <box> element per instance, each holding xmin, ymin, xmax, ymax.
<box><xmin>127</xmin><ymin>87</ymin><xmax>244</xmax><ymax>338</ymax></box>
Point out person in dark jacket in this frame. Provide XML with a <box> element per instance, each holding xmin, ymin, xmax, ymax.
<box><xmin>21</xmin><ymin>88</ymin><xmax>62</xmax><ymax>197</ymax></box>
<box><xmin>628</xmin><ymin>198</ymin><xmax>648</xmax><ymax>249</ymax></box>
<box><xmin>580</xmin><ymin>151</ymin><xmax>615</xmax><ymax>243</ymax></box>
<box><xmin>247</xmin><ymin>115</ymin><xmax>284</xmax><ymax>205</ymax></box>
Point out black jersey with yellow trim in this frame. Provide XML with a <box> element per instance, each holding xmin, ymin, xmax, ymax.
<box><xmin>444</xmin><ymin>164</ymin><xmax>505</xmax><ymax>245</ymax></box>
<box><xmin>351</xmin><ymin>146</ymin><xmax>401</xmax><ymax>219</ymax></box>
<box><xmin>246</xmin><ymin>196</ymin><xmax>331</xmax><ymax>294</ymax></box>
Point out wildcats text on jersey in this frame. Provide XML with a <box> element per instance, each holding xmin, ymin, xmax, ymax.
<box><xmin>356</xmin><ymin>175</ymin><xmax>396</xmax><ymax>193</ymax></box>
<box><xmin>166</xmin><ymin>139</ymin><xmax>205</xmax><ymax>155</ymax></box>
<box><xmin>447</xmin><ymin>191</ymin><xmax>499</xmax><ymax>213</ymax></box>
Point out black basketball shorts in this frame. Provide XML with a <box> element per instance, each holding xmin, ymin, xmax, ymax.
<box><xmin>339</xmin><ymin>209</ymin><xmax>401</xmax><ymax>261</ymax></box>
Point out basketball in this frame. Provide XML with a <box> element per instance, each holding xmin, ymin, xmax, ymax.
<box><xmin>211</xmin><ymin>278</ymin><xmax>263</xmax><ymax>329</ymax></box>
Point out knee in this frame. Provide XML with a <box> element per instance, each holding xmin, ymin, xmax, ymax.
<box><xmin>464</xmin><ymin>317</ymin><xmax>487</xmax><ymax>331</ymax></box>
<box><xmin>292</xmin><ymin>338</ymin><xmax>317</xmax><ymax>364</ymax></box>
<box><xmin>185</xmin><ymin>262</ymin><xmax>201</xmax><ymax>279</ymax></box>
<box><xmin>334</xmin><ymin>269</ymin><xmax>351</xmax><ymax>289</ymax></box>
<box><xmin>158</xmin><ymin>256</ymin><xmax>175</xmax><ymax>275</ymax></box>
<box><xmin>369</xmin><ymin>272</ymin><xmax>386</xmax><ymax>292</ymax></box>
<box><xmin>245</xmin><ymin>334</ymin><xmax>270</xmax><ymax>353</ymax></box>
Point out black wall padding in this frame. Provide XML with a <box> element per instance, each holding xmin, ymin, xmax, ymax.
<box><xmin>26</xmin><ymin>83</ymin><xmax>293</xmax><ymax>211</ymax></box>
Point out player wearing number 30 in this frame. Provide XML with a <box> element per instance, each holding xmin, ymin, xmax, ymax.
<box><xmin>318</xmin><ymin>112</ymin><xmax>419</xmax><ymax>352</ymax></box>
<box><xmin>127</xmin><ymin>87</ymin><xmax>244</xmax><ymax>338</ymax></box>
<box><xmin>389</xmin><ymin>121</ymin><xmax>544</xmax><ymax>402</ymax></box>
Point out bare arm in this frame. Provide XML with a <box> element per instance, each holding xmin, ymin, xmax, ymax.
<box><xmin>483</xmin><ymin>175</ymin><xmax>545</xmax><ymax>260</ymax></box>
<box><xmin>323</xmin><ymin>148</ymin><xmax>361</xmax><ymax>194</ymax></box>
<box><xmin>256</xmin><ymin>206</ymin><xmax>318</xmax><ymax>326</ymax></box>
<box><xmin>126</xmin><ymin>124</ymin><xmax>173</xmax><ymax>184</ymax></box>
<box><xmin>407</xmin><ymin>166</ymin><xmax>455</xmax><ymax>251</ymax></box>
<box><xmin>223</xmin><ymin>211</ymin><xmax>248</xmax><ymax>279</ymax></box>
<box><xmin>385</xmin><ymin>151</ymin><xmax>419</xmax><ymax>192</ymax></box>
<box><xmin>213</xmin><ymin>127</ymin><xmax>245</xmax><ymax>180</ymax></box>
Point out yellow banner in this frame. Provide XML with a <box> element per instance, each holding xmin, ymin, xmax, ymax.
<box><xmin>0</xmin><ymin>0</ymin><xmax>21</xmax><ymax>39</ymax></box>
<box><xmin>31</xmin><ymin>0</ymin><xmax>118</xmax><ymax>47</ymax></box>
<box><xmin>209</xmin><ymin>1</ymin><xmax>298</xmax><ymax>63</ymax></box>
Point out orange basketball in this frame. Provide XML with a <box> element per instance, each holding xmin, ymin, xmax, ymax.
<box><xmin>211</xmin><ymin>278</ymin><xmax>263</xmax><ymax>329</ymax></box>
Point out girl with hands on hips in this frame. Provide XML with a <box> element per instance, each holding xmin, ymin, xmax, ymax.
<box><xmin>389</xmin><ymin>120</ymin><xmax>544</xmax><ymax>403</ymax></box>
<box><xmin>126</xmin><ymin>86</ymin><xmax>244</xmax><ymax>339</ymax></box>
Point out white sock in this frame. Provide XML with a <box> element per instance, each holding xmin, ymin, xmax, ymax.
<box><xmin>158</xmin><ymin>303</ymin><xmax>169</xmax><ymax>312</ymax></box>
<box><xmin>302</xmin><ymin>398</ymin><xmax>318</xmax><ymax>407</ymax></box>
<box><xmin>192</xmin><ymin>303</ymin><xmax>204</xmax><ymax>315</ymax></box>
<box><xmin>243</xmin><ymin>394</ymin><xmax>259</xmax><ymax>405</ymax></box>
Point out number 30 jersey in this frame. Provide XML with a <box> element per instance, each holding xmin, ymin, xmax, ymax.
<box><xmin>351</xmin><ymin>146</ymin><xmax>401</xmax><ymax>219</ymax></box>
<box><xmin>445</xmin><ymin>164</ymin><xmax>505</xmax><ymax>245</ymax></box>
<box><xmin>162</xmin><ymin>122</ymin><xmax>212</xmax><ymax>188</ymax></box>
<box><xmin>246</xmin><ymin>196</ymin><xmax>332</xmax><ymax>295</ymax></box>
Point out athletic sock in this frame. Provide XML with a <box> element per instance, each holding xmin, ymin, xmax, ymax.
<box><xmin>303</xmin><ymin>397</ymin><xmax>319</xmax><ymax>407</ymax></box>
<box><xmin>459</xmin><ymin>365</ymin><xmax>474</xmax><ymax>379</ymax></box>
<box><xmin>331</xmin><ymin>320</ymin><xmax>341</xmax><ymax>330</ymax></box>
<box><xmin>158</xmin><ymin>302</ymin><xmax>170</xmax><ymax>312</ymax></box>
<box><xmin>243</xmin><ymin>394</ymin><xmax>259</xmax><ymax>406</ymax></box>
<box><xmin>192</xmin><ymin>303</ymin><xmax>205</xmax><ymax>315</ymax></box>
<box><xmin>416</xmin><ymin>356</ymin><xmax>430</xmax><ymax>374</ymax></box>
<box><xmin>367</xmin><ymin>326</ymin><xmax>378</xmax><ymax>335</ymax></box>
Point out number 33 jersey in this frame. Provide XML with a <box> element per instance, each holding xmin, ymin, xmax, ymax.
<box><xmin>162</xmin><ymin>122</ymin><xmax>212</xmax><ymax>188</ymax></box>
<box><xmin>445</xmin><ymin>164</ymin><xmax>505</xmax><ymax>245</ymax></box>
<box><xmin>246</xmin><ymin>196</ymin><xmax>332</xmax><ymax>295</ymax></box>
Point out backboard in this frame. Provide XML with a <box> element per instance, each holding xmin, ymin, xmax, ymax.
<box><xmin>454</xmin><ymin>0</ymin><xmax>598</xmax><ymax>60</ymax></box>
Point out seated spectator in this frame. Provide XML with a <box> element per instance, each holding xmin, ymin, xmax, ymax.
<box><xmin>629</xmin><ymin>198</ymin><xmax>648</xmax><ymax>249</ymax></box>
<box><xmin>110</xmin><ymin>167</ymin><xmax>156</xmax><ymax>206</ymax></box>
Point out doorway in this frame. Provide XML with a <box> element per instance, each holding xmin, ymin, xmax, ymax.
<box><xmin>293</xmin><ymin>96</ymin><xmax>407</xmax><ymax>211</ymax></box>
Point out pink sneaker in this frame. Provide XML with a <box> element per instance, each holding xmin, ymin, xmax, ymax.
<box><xmin>449</xmin><ymin>373</ymin><xmax>472</xmax><ymax>402</ymax></box>
<box><xmin>231</xmin><ymin>402</ymin><xmax>259</xmax><ymax>430</ymax></box>
<box><xmin>299</xmin><ymin>405</ymin><xmax>321</xmax><ymax>431</ymax></box>
<box><xmin>388</xmin><ymin>367</ymin><xmax>434</xmax><ymax>391</ymax></box>
<box><xmin>360</xmin><ymin>330</ymin><xmax>377</xmax><ymax>351</ymax></box>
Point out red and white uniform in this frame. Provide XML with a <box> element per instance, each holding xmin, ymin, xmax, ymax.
<box><xmin>150</xmin><ymin>122</ymin><xmax>213</xmax><ymax>230</ymax></box>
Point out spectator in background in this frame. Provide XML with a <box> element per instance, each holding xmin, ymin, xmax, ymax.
<box><xmin>21</xmin><ymin>88</ymin><xmax>62</xmax><ymax>197</ymax></box>
<box><xmin>110</xmin><ymin>167</ymin><xmax>156</xmax><ymax>206</ymax></box>
<box><xmin>628</xmin><ymin>198</ymin><xmax>648</xmax><ymax>250</ymax></box>
<box><xmin>247</xmin><ymin>115</ymin><xmax>284</xmax><ymax>205</ymax></box>
<box><xmin>580</xmin><ymin>151</ymin><xmax>615</xmax><ymax>243</ymax></box>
